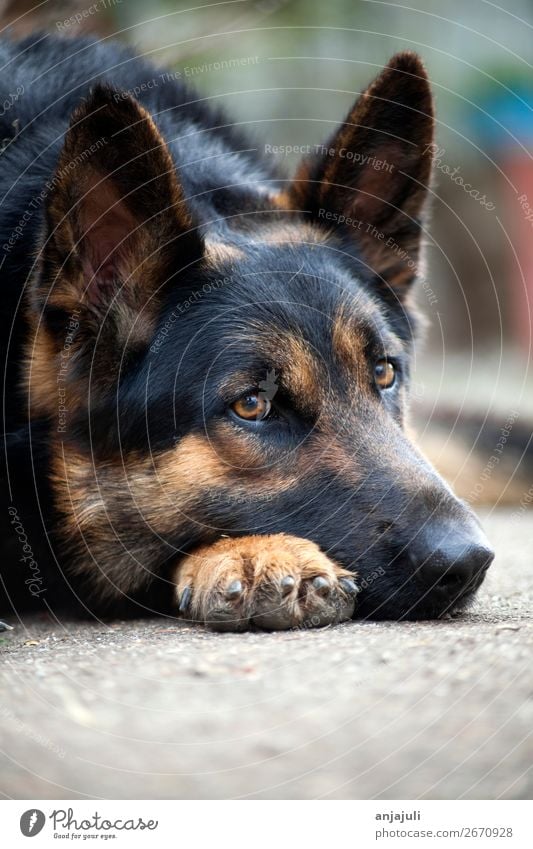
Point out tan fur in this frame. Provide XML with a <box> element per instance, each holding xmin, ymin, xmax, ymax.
<box><xmin>281</xmin><ymin>333</ymin><xmax>325</xmax><ymax>403</ymax></box>
<box><xmin>331</xmin><ymin>304</ymin><xmax>366</xmax><ymax>375</ymax></box>
<box><xmin>24</xmin><ymin>319</ymin><xmax>68</xmax><ymax>418</ymax></box>
<box><xmin>252</xmin><ymin>222</ymin><xmax>328</xmax><ymax>247</ymax></box>
<box><xmin>205</xmin><ymin>240</ymin><xmax>246</xmax><ymax>265</ymax></box>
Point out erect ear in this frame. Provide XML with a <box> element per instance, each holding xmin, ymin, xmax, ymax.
<box><xmin>288</xmin><ymin>52</ymin><xmax>434</xmax><ymax>300</ymax></box>
<box><xmin>33</xmin><ymin>83</ymin><xmax>203</xmax><ymax>354</ymax></box>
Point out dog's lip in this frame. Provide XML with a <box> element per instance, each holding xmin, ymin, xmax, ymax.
<box><xmin>434</xmin><ymin>570</ymin><xmax>488</xmax><ymax>617</ymax></box>
<box><xmin>352</xmin><ymin>563</ymin><xmax>489</xmax><ymax>621</ymax></box>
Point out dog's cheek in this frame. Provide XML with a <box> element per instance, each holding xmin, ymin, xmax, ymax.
<box><xmin>47</xmin><ymin>432</ymin><xmax>293</xmax><ymax>599</ymax></box>
<box><xmin>48</xmin><ymin>439</ymin><xmax>169</xmax><ymax>599</ymax></box>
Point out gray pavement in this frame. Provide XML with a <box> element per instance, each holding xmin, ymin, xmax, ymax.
<box><xmin>1</xmin><ymin>509</ymin><xmax>532</xmax><ymax>800</ymax></box>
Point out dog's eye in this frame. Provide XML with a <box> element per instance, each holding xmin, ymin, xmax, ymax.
<box><xmin>231</xmin><ymin>393</ymin><xmax>271</xmax><ymax>421</ymax></box>
<box><xmin>374</xmin><ymin>359</ymin><xmax>396</xmax><ymax>390</ymax></box>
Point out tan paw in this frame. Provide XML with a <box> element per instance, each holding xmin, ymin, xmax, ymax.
<box><xmin>173</xmin><ymin>534</ymin><xmax>359</xmax><ymax>632</ymax></box>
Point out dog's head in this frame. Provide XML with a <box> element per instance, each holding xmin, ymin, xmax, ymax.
<box><xmin>26</xmin><ymin>52</ymin><xmax>493</xmax><ymax>617</ymax></box>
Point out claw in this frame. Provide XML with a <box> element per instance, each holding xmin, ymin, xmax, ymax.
<box><xmin>312</xmin><ymin>576</ymin><xmax>330</xmax><ymax>596</ymax></box>
<box><xmin>0</xmin><ymin>621</ymin><xmax>13</xmax><ymax>632</ymax></box>
<box><xmin>178</xmin><ymin>586</ymin><xmax>192</xmax><ymax>613</ymax></box>
<box><xmin>226</xmin><ymin>580</ymin><xmax>243</xmax><ymax>600</ymax></box>
<box><xmin>280</xmin><ymin>575</ymin><xmax>296</xmax><ymax>595</ymax></box>
<box><xmin>339</xmin><ymin>577</ymin><xmax>359</xmax><ymax>596</ymax></box>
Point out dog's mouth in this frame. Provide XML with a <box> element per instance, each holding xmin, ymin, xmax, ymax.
<box><xmin>415</xmin><ymin>579</ymin><xmax>485</xmax><ymax>621</ymax></box>
<box><xmin>436</xmin><ymin>565</ymin><xmax>490</xmax><ymax>617</ymax></box>
<box><xmin>354</xmin><ymin>558</ymin><xmax>491</xmax><ymax>622</ymax></box>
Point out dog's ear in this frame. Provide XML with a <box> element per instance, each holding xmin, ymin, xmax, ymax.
<box><xmin>32</xmin><ymin>84</ymin><xmax>202</xmax><ymax>346</ymax></box>
<box><xmin>27</xmin><ymin>85</ymin><xmax>204</xmax><ymax>416</ymax></box>
<box><xmin>288</xmin><ymin>52</ymin><xmax>434</xmax><ymax>301</ymax></box>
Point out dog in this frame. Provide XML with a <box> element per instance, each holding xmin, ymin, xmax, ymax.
<box><xmin>0</xmin><ymin>34</ymin><xmax>494</xmax><ymax>630</ymax></box>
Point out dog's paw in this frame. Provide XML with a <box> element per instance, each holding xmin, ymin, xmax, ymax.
<box><xmin>173</xmin><ymin>534</ymin><xmax>358</xmax><ymax>632</ymax></box>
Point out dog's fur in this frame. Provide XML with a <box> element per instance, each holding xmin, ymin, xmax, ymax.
<box><xmin>0</xmin><ymin>35</ymin><xmax>493</xmax><ymax>629</ymax></box>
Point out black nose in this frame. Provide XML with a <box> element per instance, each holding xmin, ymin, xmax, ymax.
<box><xmin>411</xmin><ymin>524</ymin><xmax>494</xmax><ymax>603</ymax></box>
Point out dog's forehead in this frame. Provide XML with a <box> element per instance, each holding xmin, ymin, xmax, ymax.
<box><xmin>205</xmin><ymin>238</ymin><xmax>396</xmax><ymax>356</ymax></box>
<box><xmin>176</xmin><ymin>235</ymin><xmax>406</xmax><ymax>411</ymax></box>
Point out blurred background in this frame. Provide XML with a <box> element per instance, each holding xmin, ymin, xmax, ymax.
<box><xmin>2</xmin><ymin>0</ymin><xmax>532</xmax><ymax>503</ymax></box>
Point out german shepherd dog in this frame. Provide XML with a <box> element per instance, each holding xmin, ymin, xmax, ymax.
<box><xmin>0</xmin><ymin>35</ymin><xmax>494</xmax><ymax>630</ymax></box>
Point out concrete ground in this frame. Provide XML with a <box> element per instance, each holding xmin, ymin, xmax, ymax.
<box><xmin>1</xmin><ymin>509</ymin><xmax>532</xmax><ymax>800</ymax></box>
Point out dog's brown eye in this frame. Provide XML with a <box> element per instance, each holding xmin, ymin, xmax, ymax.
<box><xmin>374</xmin><ymin>359</ymin><xmax>396</xmax><ymax>390</ymax></box>
<box><xmin>231</xmin><ymin>393</ymin><xmax>271</xmax><ymax>421</ymax></box>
